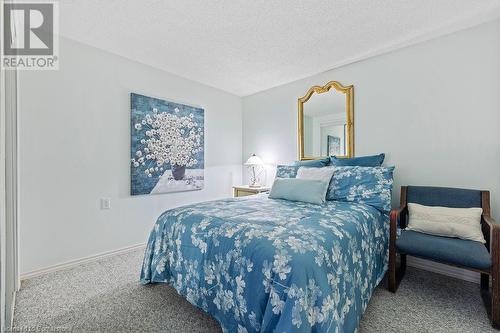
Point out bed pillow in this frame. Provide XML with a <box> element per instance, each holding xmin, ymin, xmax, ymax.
<box><xmin>296</xmin><ymin>166</ymin><xmax>334</xmax><ymax>183</ymax></box>
<box><xmin>275</xmin><ymin>165</ymin><xmax>299</xmax><ymax>178</ymax></box>
<box><xmin>294</xmin><ymin>157</ymin><xmax>330</xmax><ymax>168</ymax></box>
<box><xmin>406</xmin><ymin>203</ymin><xmax>485</xmax><ymax>243</ymax></box>
<box><xmin>330</xmin><ymin>153</ymin><xmax>385</xmax><ymax>167</ymax></box>
<box><xmin>269</xmin><ymin>178</ymin><xmax>329</xmax><ymax>205</ymax></box>
<box><xmin>326</xmin><ymin>166</ymin><xmax>394</xmax><ymax>212</ymax></box>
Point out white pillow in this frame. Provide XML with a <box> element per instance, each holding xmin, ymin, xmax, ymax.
<box><xmin>296</xmin><ymin>166</ymin><xmax>334</xmax><ymax>183</ymax></box>
<box><xmin>406</xmin><ymin>203</ymin><xmax>485</xmax><ymax>243</ymax></box>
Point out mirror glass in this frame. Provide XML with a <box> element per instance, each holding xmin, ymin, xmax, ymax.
<box><xmin>303</xmin><ymin>91</ymin><xmax>347</xmax><ymax>157</ymax></box>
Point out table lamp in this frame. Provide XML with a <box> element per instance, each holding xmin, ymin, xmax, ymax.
<box><xmin>244</xmin><ymin>154</ymin><xmax>264</xmax><ymax>187</ymax></box>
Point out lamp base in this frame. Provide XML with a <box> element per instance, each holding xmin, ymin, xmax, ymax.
<box><xmin>248</xmin><ymin>184</ymin><xmax>261</xmax><ymax>188</ymax></box>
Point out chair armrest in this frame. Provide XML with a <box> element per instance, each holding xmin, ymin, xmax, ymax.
<box><xmin>389</xmin><ymin>206</ymin><xmax>407</xmax><ymax>243</ymax></box>
<box><xmin>390</xmin><ymin>206</ymin><xmax>408</xmax><ymax>230</ymax></box>
<box><xmin>483</xmin><ymin>215</ymin><xmax>499</xmax><ymax>252</ymax></box>
<box><xmin>483</xmin><ymin>215</ymin><xmax>498</xmax><ymax>229</ymax></box>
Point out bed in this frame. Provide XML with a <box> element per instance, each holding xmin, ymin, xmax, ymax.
<box><xmin>141</xmin><ymin>193</ymin><xmax>389</xmax><ymax>332</ymax></box>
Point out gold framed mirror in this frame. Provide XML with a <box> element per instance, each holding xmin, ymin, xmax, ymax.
<box><xmin>298</xmin><ymin>81</ymin><xmax>354</xmax><ymax>160</ymax></box>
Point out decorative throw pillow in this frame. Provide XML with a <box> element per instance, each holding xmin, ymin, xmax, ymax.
<box><xmin>326</xmin><ymin>166</ymin><xmax>394</xmax><ymax>212</ymax></box>
<box><xmin>330</xmin><ymin>153</ymin><xmax>385</xmax><ymax>167</ymax></box>
<box><xmin>406</xmin><ymin>203</ymin><xmax>485</xmax><ymax>243</ymax></box>
<box><xmin>275</xmin><ymin>165</ymin><xmax>299</xmax><ymax>178</ymax></box>
<box><xmin>294</xmin><ymin>157</ymin><xmax>330</xmax><ymax>168</ymax></box>
<box><xmin>269</xmin><ymin>178</ymin><xmax>329</xmax><ymax>205</ymax></box>
<box><xmin>296</xmin><ymin>166</ymin><xmax>334</xmax><ymax>183</ymax></box>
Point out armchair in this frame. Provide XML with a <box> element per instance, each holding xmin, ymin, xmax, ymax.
<box><xmin>388</xmin><ymin>186</ymin><xmax>500</xmax><ymax>328</ymax></box>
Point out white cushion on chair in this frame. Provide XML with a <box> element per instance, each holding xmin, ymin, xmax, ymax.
<box><xmin>406</xmin><ymin>203</ymin><xmax>485</xmax><ymax>243</ymax></box>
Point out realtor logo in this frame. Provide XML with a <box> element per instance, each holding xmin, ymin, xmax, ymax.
<box><xmin>2</xmin><ymin>1</ymin><xmax>59</xmax><ymax>70</ymax></box>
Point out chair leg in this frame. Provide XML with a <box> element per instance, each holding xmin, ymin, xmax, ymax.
<box><xmin>480</xmin><ymin>273</ymin><xmax>491</xmax><ymax>321</ymax></box>
<box><xmin>400</xmin><ymin>254</ymin><xmax>407</xmax><ymax>277</ymax></box>
<box><xmin>388</xmin><ymin>248</ymin><xmax>397</xmax><ymax>292</ymax></box>
<box><xmin>388</xmin><ymin>252</ymin><xmax>406</xmax><ymax>293</ymax></box>
<box><xmin>481</xmin><ymin>273</ymin><xmax>489</xmax><ymax>291</ymax></box>
<box><xmin>492</xmin><ymin>269</ymin><xmax>500</xmax><ymax>328</ymax></box>
<box><xmin>490</xmin><ymin>226</ymin><xmax>500</xmax><ymax>329</ymax></box>
<box><xmin>481</xmin><ymin>273</ymin><xmax>491</xmax><ymax>316</ymax></box>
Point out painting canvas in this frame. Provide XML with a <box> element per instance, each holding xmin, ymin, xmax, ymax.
<box><xmin>327</xmin><ymin>135</ymin><xmax>341</xmax><ymax>156</ymax></box>
<box><xmin>130</xmin><ymin>93</ymin><xmax>204</xmax><ymax>195</ymax></box>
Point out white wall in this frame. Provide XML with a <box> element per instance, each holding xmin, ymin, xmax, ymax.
<box><xmin>243</xmin><ymin>19</ymin><xmax>500</xmax><ymax>218</ymax></box>
<box><xmin>18</xmin><ymin>37</ymin><xmax>243</xmax><ymax>274</ymax></box>
<box><xmin>17</xmin><ymin>19</ymin><xmax>500</xmax><ymax>280</ymax></box>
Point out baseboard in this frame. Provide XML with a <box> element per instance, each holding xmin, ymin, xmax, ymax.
<box><xmin>20</xmin><ymin>243</ymin><xmax>146</xmax><ymax>281</ymax></box>
<box><xmin>407</xmin><ymin>255</ymin><xmax>480</xmax><ymax>284</ymax></box>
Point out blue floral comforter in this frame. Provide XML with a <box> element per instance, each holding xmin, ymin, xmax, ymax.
<box><xmin>141</xmin><ymin>194</ymin><xmax>388</xmax><ymax>333</ymax></box>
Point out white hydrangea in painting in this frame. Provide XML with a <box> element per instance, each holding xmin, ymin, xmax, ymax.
<box><xmin>130</xmin><ymin>93</ymin><xmax>204</xmax><ymax>195</ymax></box>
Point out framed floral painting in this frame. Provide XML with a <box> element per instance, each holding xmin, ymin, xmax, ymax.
<box><xmin>130</xmin><ymin>93</ymin><xmax>204</xmax><ymax>195</ymax></box>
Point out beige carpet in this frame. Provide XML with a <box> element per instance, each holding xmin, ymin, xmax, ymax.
<box><xmin>13</xmin><ymin>249</ymin><xmax>497</xmax><ymax>332</ymax></box>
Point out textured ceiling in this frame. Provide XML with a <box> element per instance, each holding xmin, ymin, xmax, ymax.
<box><xmin>59</xmin><ymin>1</ymin><xmax>500</xmax><ymax>96</ymax></box>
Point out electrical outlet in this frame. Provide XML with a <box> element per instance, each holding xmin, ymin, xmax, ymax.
<box><xmin>100</xmin><ymin>198</ymin><xmax>111</xmax><ymax>210</ymax></box>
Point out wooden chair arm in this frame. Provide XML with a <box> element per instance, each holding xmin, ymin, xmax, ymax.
<box><xmin>483</xmin><ymin>215</ymin><xmax>499</xmax><ymax>253</ymax></box>
<box><xmin>389</xmin><ymin>206</ymin><xmax>407</xmax><ymax>245</ymax></box>
<box><xmin>390</xmin><ymin>206</ymin><xmax>408</xmax><ymax>230</ymax></box>
<box><xmin>484</xmin><ymin>215</ymin><xmax>498</xmax><ymax>229</ymax></box>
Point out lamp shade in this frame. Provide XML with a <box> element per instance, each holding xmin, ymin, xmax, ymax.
<box><xmin>244</xmin><ymin>154</ymin><xmax>263</xmax><ymax>166</ymax></box>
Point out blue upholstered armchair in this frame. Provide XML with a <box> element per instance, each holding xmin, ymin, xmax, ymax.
<box><xmin>388</xmin><ymin>186</ymin><xmax>499</xmax><ymax>328</ymax></box>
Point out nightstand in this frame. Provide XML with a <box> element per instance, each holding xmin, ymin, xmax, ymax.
<box><xmin>233</xmin><ymin>185</ymin><xmax>270</xmax><ymax>197</ymax></box>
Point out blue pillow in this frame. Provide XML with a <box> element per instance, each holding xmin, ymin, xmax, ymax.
<box><xmin>269</xmin><ymin>178</ymin><xmax>329</xmax><ymax>205</ymax></box>
<box><xmin>275</xmin><ymin>165</ymin><xmax>299</xmax><ymax>178</ymax></box>
<box><xmin>294</xmin><ymin>157</ymin><xmax>330</xmax><ymax>168</ymax></box>
<box><xmin>326</xmin><ymin>166</ymin><xmax>394</xmax><ymax>212</ymax></box>
<box><xmin>330</xmin><ymin>153</ymin><xmax>385</xmax><ymax>167</ymax></box>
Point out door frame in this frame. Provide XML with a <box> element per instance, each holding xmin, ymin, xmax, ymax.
<box><xmin>2</xmin><ymin>67</ymin><xmax>20</xmax><ymax>331</ymax></box>
<box><xmin>1</xmin><ymin>0</ymin><xmax>20</xmax><ymax>329</ymax></box>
